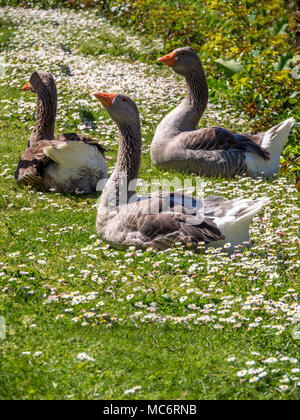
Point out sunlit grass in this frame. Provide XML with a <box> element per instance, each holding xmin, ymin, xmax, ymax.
<box><xmin>0</xmin><ymin>6</ymin><xmax>299</xmax><ymax>400</ymax></box>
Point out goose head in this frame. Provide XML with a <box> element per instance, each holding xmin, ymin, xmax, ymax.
<box><xmin>93</xmin><ymin>92</ymin><xmax>140</xmax><ymax>126</ymax></box>
<box><xmin>22</xmin><ymin>71</ymin><xmax>56</xmax><ymax>97</ymax></box>
<box><xmin>158</xmin><ymin>46</ymin><xmax>201</xmax><ymax>76</ymax></box>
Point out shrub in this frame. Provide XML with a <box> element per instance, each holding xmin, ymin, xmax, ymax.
<box><xmin>97</xmin><ymin>2</ymin><xmax>299</xmax><ymax>117</ymax></box>
<box><xmin>0</xmin><ymin>0</ymin><xmax>96</xmax><ymax>8</ymax></box>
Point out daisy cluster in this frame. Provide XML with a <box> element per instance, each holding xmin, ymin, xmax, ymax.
<box><xmin>230</xmin><ymin>353</ymin><xmax>300</xmax><ymax>392</ymax></box>
<box><xmin>37</xmin><ymin>176</ymin><xmax>299</xmax><ymax>334</ymax></box>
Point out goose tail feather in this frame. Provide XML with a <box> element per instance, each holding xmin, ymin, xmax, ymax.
<box><xmin>206</xmin><ymin>197</ymin><xmax>269</xmax><ymax>250</ymax></box>
<box><xmin>231</xmin><ymin>197</ymin><xmax>269</xmax><ymax>222</ymax></box>
<box><xmin>245</xmin><ymin>118</ymin><xmax>296</xmax><ymax>177</ymax></box>
<box><xmin>261</xmin><ymin>118</ymin><xmax>296</xmax><ymax>155</ymax></box>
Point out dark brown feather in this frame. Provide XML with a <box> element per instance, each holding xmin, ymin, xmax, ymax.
<box><xmin>183</xmin><ymin>127</ymin><xmax>270</xmax><ymax>160</ymax></box>
<box><xmin>15</xmin><ymin>140</ymin><xmax>52</xmax><ymax>184</ymax></box>
<box><xmin>57</xmin><ymin>133</ymin><xmax>108</xmax><ymax>154</ymax></box>
<box><xmin>137</xmin><ymin>212</ymin><xmax>224</xmax><ymax>245</ymax></box>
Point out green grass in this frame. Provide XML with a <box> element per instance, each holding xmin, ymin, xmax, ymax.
<box><xmin>0</xmin><ymin>6</ymin><xmax>299</xmax><ymax>400</ymax></box>
<box><xmin>3</xmin><ymin>320</ymin><xmax>297</xmax><ymax>400</ymax></box>
<box><xmin>0</xmin><ymin>16</ymin><xmax>15</xmax><ymax>51</ymax></box>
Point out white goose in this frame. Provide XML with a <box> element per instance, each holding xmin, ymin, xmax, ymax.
<box><xmin>15</xmin><ymin>71</ymin><xmax>108</xmax><ymax>194</ymax></box>
<box><xmin>93</xmin><ymin>92</ymin><xmax>268</xmax><ymax>252</ymax></box>
<box><xmin>151</xmin><ymin>47</ymin><xmax>295</xmax><ymax>178</ymax></box>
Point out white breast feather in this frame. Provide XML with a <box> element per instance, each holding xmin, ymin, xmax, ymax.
<box><xmin>43</xmin><ymin>142</ymin><xmax>107</xmax><ymax>190</ymax></box>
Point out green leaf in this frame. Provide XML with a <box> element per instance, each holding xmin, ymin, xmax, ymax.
<box><xmin>274</xmin><ymin>53</ymin><xmax>292</xmax><ymax>71</ymax></box>
<box><xmin>289</xmin><ymin>91</ymin><xmax>299</xmax><ymax>99</ymax></box>
<box><xmin>215</xmin><ymin>58</ymin><xmax>244</xmax><ymax>77</ymax></box>
<box><xmin>251</xmin><ymin>48</ymin><xmax>261</xmax><ymax>58</ymax></box>
<box><xmin>270</xmin><ymin>19</ymin><xmax>288</xmax><ymax>36</ymax></box>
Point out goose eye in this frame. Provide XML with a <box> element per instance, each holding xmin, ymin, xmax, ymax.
<box><xmin>181</xmin><ymin>52</ymin><xmax>185</xmax><ymax>55</ymax></box>
<box><xmin>122</xmin><ymin>98</ymin><xmax>127</xmax><ymax>102</ymax></box>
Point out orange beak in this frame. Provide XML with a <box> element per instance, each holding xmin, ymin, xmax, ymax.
<box><xmin>22</xmin><ymin>82</ymin><xmax>30</xmax><ymax>91</ymax></box>
<box><xmin>93</xmin><ymin>92</ymin><xmax>116</xmax><ymax>107</ymax></box>
<box><xmin>157</xmin><ymin>51</ymin><xmax>177</xmax><ymax>66</ymax></box>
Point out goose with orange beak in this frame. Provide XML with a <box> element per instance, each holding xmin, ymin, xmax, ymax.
<box><xmin>15</xmin><ymin>71</ymin><xmax>108</xmax><ymax>194</ymax></box>
<box><xmin>93</xmin><ymin>91</ymin><xmax>268</xmax><ymax>253</ymax></box>
<box><xmin>151</xmin><ymin>46</ymin><xmax>295</xmax><ymax>178</ymax></box>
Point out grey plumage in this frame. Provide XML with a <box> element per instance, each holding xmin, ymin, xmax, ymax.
<box><xmin>181</xmin><ymin>149</ymin><xmax>246</xmax><ymax>178</ymax></box>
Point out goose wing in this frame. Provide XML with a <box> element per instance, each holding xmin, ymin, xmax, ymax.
<box><xmin>182</xmin><ymin>149</ymin><xmax>247</xmax><ymax>178</ymax></box>
<box><xmin>240</xmin><ymin>132</ymin><xmax>263</xmax><ymax>146</ymax></box>
<box><xmin>57</xmin><ymin>133</ymin><xmax>107</xmax><ymax>154</ymax></box>
<box><xmin>182</xmin><ymin>127</ymin><xmax>269</xmax><ymax>160</ymax></box>
<box><xmin>138</xmin><ymin>213</ymin><xmax>224</xmax><ymax>246</ymax></box>
<box><xmin>122</xmin><ymin>198</ymin><xmax>224</xmax><ymax>249</ymax></box>
<box><xmin>15</xmin><ymin>140</ymin><xmax>53</xmax><ymax>186</ymax></box>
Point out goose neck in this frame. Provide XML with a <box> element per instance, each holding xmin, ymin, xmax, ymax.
<box><xmin>153</xmin><ymin>62</ymin><xmax>208</xmax><ymax>142</ymax></box>
<box><xmin>115</xmin><ymin>121</ymin><xmax>142</xmax><ymax>179</ymax></box>
<box><xmin>183</xmin><ymin>64</ymin><xmax>209</xmax><ymax>128</ymax></box>
<box><xmin>30</xmin><ymin>88</ymin><xmax>57</xmax><ymax>146</ymax></box>
<box><xmin>101</xmin><ymin>121</ymin><xmax>142</xmax><ymax>209</ymax></box>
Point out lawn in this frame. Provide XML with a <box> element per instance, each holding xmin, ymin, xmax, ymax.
<box><xmin>0</xmin><ymin>5</ymin><xmax>299</xmax><ymax>400</ymax></box>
